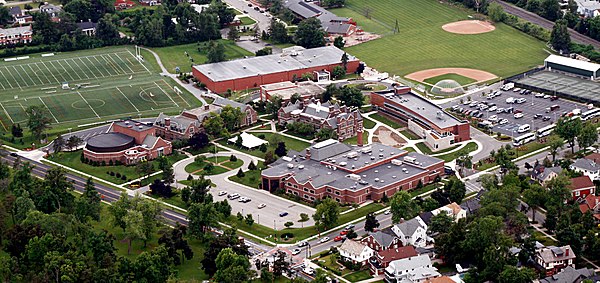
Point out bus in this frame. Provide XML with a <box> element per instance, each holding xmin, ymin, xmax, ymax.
<box><xmin>536</xmin><ymin>124</ymin><xmax>556</xmax><ymax>138</ymax></box>
<box><xmin>581</xmin><ymin>108</ymin><xmax>600</xmax><ymax>121</ymax></box>
<box><xmin>513</xmin><ymin>133</ymin><xmax>536</xmax><ymax>147</ymax></box>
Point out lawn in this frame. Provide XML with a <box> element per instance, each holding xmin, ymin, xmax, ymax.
<box><xmin>185</xmin><ymin>156</ymin><xmax>241</xmax><ymax>176</ymax></box>
<box><xmin>415</xmin><ymin>142</ymin><xmax>461</xmax><ymax>155</ymax></box>
<box><xmin>369</xmin><ymin>113</ymin><xmax>403</xmax><ymax>129</ymax></box>
<box><xmin>218</xmin><ymin>132</ymin><xmax>309</xmax><ymax>159</ymax></box>
<box><xmin>343</xmin><ymin>270</ymin><xmax>373</xmax><ymax>282</ymax></box>
<box><xmin>403</xmin><ymin>146</ymin><xmax>416</xmax><ymax>152</ymax></box>
<box><xmin>151</xmin><ymin>40</ymin><xmax>253</xmax><ymax>73</ymax></box>
<box><xmin>344</xmin><ymin>131</ymin><xmax>369</xmax><ymax>145</ymax></box>
<box><xmin>424</xmin><ymin>73</ymin><xmax>477</xmax><ymax>86</ymax></box>
<box><xmin>229</xmin><ymin>161</ymin><xmax>265</xmax><ymax>189</ymax></box>
<box><xmin>436</xmin><ymin>141</ymin><xmax>479</xmax><ymax>162</ymax></box>
<box><xmin>238</xmin><ymin>16</ymin><xmax>257</xmax><ymax>25</ymax></box>
<box><xmin>363</xmin><ymin>117</ymin><xmax>376</xmax><ymax>129</ymax></box>
<box><xmin>341</xmin><ymin>0</ymin><xmax>548</xmax><ymax>79</ymax></box>
<box><xmin>48</xmin><ymin>150</ymin><xmax>185</xmax><ymax>184</ymax></box>
<box><xmin>400</xmin><ymin>130</ymin><xmax>419</xmax><ymax>140</ymax></box>
<box><xmin>410</xmin><ymin>183</ymin><xmax>440</xmax><ymax>197</ymax></box>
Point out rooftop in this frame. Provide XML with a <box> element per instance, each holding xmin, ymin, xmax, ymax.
<box><xmin>386</xmin><ymin>254</ymin><xmax>433</xmax><ymax>274</ymax></box>
<box><xmin>339</xmin><ymin>240</ymin><xmax>371</xmax><ymax>256</ymax></box>
<box><xmin>0</xmin><ymin>26</ymin><xmax>32</xmax><ymax>37</ymax></box>
<box><xmin>372</xmin><ymin>90</ymin><xmax>465</xmax><ymax>129</ymax></box>
<box><xmin>538</xmin><ymin>245</ymin><xmax>576</xmax><ymax>263</ymax></box>
<box><xmin>540</xmin><ymin>266</ymin><xmax>595</xmax><ymax>283</ymax></box>
<box><xmin>545</xmin><ymin>54</ymin><xmax>600</xmax><ymax>73</ymax></box>
<box><xmin>377</xmin><ymin>246</ymin><xmax>418</xmax><ymax>263</ymax></box>
<box><xmin>263</xmin><ymin>81</ymin><xmax>325</xmax><ymax>100</ymax></box>
<box><xmin>193</xmin><ymin>46</ymin><xmax>355</xmax><ymax>82</ymax></box>
<box><xmin>114</xmin><ymin>119</ymin><xmax>153</xmax><ymax>132</ymax></box>
<box><xmin>569</xmin><ymin>175</ymin><xmax>594</xmax><ymax>190</ymax></box>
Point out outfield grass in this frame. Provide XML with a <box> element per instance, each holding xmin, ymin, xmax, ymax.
<box><xmin>152</xmin><ymin>40</ymin><xmax>253</xmax><ymax>73</ymax></box>
<box><xmin>424</xmin><ymin>73</ymin><xmax>477</xmax><ymax>86</ymax></box>
<box><xmin>341</xmin><ymin>0</ymin><xmax>548</xmax><ymax>79</ymax></box>
<box><xmin>369</xmin><ymin>113</ymin><xmax>403</xmax><ymax>129</ymax></box>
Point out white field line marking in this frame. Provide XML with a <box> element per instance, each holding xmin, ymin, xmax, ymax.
<box><xmin>92</xmin><ymin>55</ymin><xmax>116</xmax><ymax>76</ymax></box>
<box><xmin>41</xmin><ymin>61</ymin><xmax>61</xmax><ymax>83</ymax></box>
<box><xmin>77</xmin><ymin>91</ymin><xmax>100</xmax><ymax>118</ymax></box>
<box><xmin>100</xmin><ymin>54</ymin><xmax>122</xmax><ymax>75</ymax></box>
<box><xmin>154</xmin><ymin>81</ymin><xmax>179</xmax><ymax>108</ymax></box>
<box><xmin>11</xmin><ymin>66</ymin><xmax>30</xmax><ymax>87</ymax></box>
<box><xmin>4</xmin><ymin>66</ymin><xmax>22</xmax><ymax>90</ymax></box>
<box><xmin>27</xmin><ymin>64</ymin><xmax>45</xmax><ymax>85</ymax></box>
<box><xmin>113</xmin><ymin>53</ymin><xmax>135</xmax><ymax>73</ymax></box>
<box><xmin>116</xmin><ymin>86</ymin><xmax>140</xmax><ymax>112</ymax></box>
<box><xmin>0</xmin><ymin>103</ymin><xmax>14</xmax><ymax>123</ymax></box>
<box><xmin>49</xmin><ymin>60</ymin><xmax>73</xmax><ymax>82</ymax></box>
<box><xmin>57</xmin><ymin>60</ymin><xmax>81</xmax><ymax>80</ymax></box>
<box><xmin>0</xmin><ymin>68</ymin><xmax>13</xmax><ymax>89</ymax></box>
<box><xmin>161</xmin><ymin>79</ymin><xmax>190</xmax><ymax>107</ymax></box>
<box><xmin>18</xmin><ymin>65</ymin><xmax>37</xmax><ymax>86</ymax></box>
<box><xmin>65</xmin><ymin>59</ymin><xmax>89</xmax><ymax>80</ymax></box>
<box><xmin>38</xmin><ymin>97</ymin><xmax>59</xmax><ymax>123</ymax></box>
<box><xmin>85</xmin><ymin>57</ymin><xmax>106</xmax><ymax>77</ymax></box>
<box><xmin>76</xmin><ymin>57</ymin><xmax>99</xmax><ymax>79</ymax></box>
<box><xmin>127</xmin><ymin>49</ymin><xmax>151</xmax><ymax>73</ymax></box>
<box><xmin>104</xmin><ymin>54</ymin><xmax>127</xmax><ymax>74</ymax></box>
<box><xmin>32</xmin><ymin>62</ymin><xmax>53</xmax><ymax>84</ymax></box>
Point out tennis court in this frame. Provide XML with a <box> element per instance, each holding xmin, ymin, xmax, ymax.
<box><xmin>511</xmin><ymin>71</ymin><xmax>600</xmax><ymax>103</ymax></box>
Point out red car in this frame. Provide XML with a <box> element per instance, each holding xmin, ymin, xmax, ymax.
<box><xmin>334</xmin><ymin>236</ymin><xmax>344</xmax><ymax>242</ymax></box>
<box><xmin>340</xmin><ymin>230</ymin><xmax>348</xmax><ymax>236</ymax></box>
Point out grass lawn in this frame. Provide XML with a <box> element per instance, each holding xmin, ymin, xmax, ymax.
<box><xmin>341</xmin><ymin>0</ymin><xmax>548</xmax><ymax>79</ymax></box>
<box><xmin>218</xmin><ymin>132</ymin><xmax>309</xmax><ymax>159</ymax></box>
<box><xmin>152</xmin><ymin>40</ymin><xmax>253</xmax><ymax>73</ymax></box>
<box><xmin>318</xmin><ymin>254</ymin><xmax>352</xmax><ymax>275</ymax></box>
<box><xmin>369</xmin><ymin>113</ymin><xmax>403</xmax><ymax>129</ymax></box>
<box><xmin>229</xmin><ymin>162</ymin><xmax>265</xmax><ymax>189</ymax></box>
<box><xmin>410</xmin><ymin>183</ymin><xmax>440</xmax><ymax>197</ymax></box>
<box><xmin>363</xmin><ymin>117</ymin><xmax>376</xmax><ymax>129</ymax></box>
<box><xmin>403</xmin><ymin>146</ymin><xmax>416</xmax><ymax>152</ymax></box>
<box><xmin>436</xmin><ymin>141</ymin><xmax>478</xmax><ymax>162</ymax></box>
<box><xmin>344</xmin><ymin>131</ymin><xmax>369</xmax><ymax>145</ymax></box>
<box><xmin>48</xmin><ymin>150</ymin><xmax>185</xmax><ymax>184</ymax></box>
<box><xmin>400</xmin><ymin>130</ymin><xmax>419</xmax><ymax>140</ymax></box>
<box><xmin>424</xmin><ymin>73</ymin><xmax>477</xmax><ymax>86</ymax></box>
<box><xmin>415</xmin><ymin>142</ymin><xmax>461</xmax><ymax>155</ymax></box>
<box><xmin>238</xmin><ymin>16</ymin><xmax>257</xmax><ymax>25</ymax></box>
<box><xmin>343</xmin><ymin>270</ymin><xmax>373</xmax><ymax>282</ymax></box>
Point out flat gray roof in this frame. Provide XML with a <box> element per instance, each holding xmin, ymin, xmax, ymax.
<box><xmin>512</xmin><ymin>71</ymin><xmax>600</xmax><ymax>103</ymax></box>
<box><xmin>193</xmin><ymin>46</ymin><xmax>354</xmax><ymax>82</ymax></box>
<box><xmin>374</xmin><ymin>91</ymin><xmax>465</xmax><ymax>129</ymax></box>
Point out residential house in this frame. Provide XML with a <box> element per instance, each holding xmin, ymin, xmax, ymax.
<box><xmin>431</xmin><ymin>202</ymin><xmax>466</xmax><ymax>222</ymax></box>
<box><xmin>540</xmin><ymin>266</ymin><xmax>595</xmax><ymax>283</ymax></box>
<box><xmin>419</xmin><ymin>211</ymin><xmax>434</xmax><ymax>225</ymax></box>
<box><xmin>338</xmin><ymin>239</ymin><xmax>374</xmax><ymax>265</ymax></box>
<box><xmin>579</xmin><ymin>194</ymin><xmax>600</xmax><ymax>222</ymax></box>
<box><xmin>361</xmin><ymin>230</ymin><xmax>402</xmax><ymax>252</ymax></box>
<box><xmin>39</xmin><ymin>4</ymin><xmax>62</xmax><ymax>22</ymax></box>
<box><xmin>0</xmin><ymin>26</ymin><xmax>32</xmax><ymax>45</ymax></box>
<box><xmin>460</xmin><ymin>190</ymin><xmax>483</xmax><ymax>215</ymax></box>
<box><xmin>536</xmin><ymin>245</ymin><xmax>576</xmax><ymax>277</ymax></box>
<box><xmin>277</xmin><ymin>99</ymin><xmax>363</xmax><ymax>142</ymax></box>
<box><xmin>531</xmin><ymin>164</ymin><xmax>562</xmax><ymax>185</ymax></box>
<box><xmin>76</xmin><ymin>20</ymin><xmax>97</xmax><ymax>36</ymax></box>
<box><xmin>575</xmin><ymin>0</ymin><xmax>600</xmax><ymax>17</ymax></box>
<box><xmin>139</xmin><ymin>0</ymin><xmax>160</xmax><ymax>6</ymax></box>
<box><xmin>425</xmin><ymin>277</ymin><xmax>462</xmax><ymax>283</ymax></box>
<box><xmin>9</xmin><ymin>7</ymin><xmax>33</xmax><ymax>24</ymax></box>
<box><xmin>391</xmin><ymin>217</ymin><xmax>429</xmax><ymax>248</ymax></box>
<box><xmin>569</xmin><ymin>175</ymin><xmax>595</xmax><ymax>201</ymax></box>
<box><xmin>282</xmin><ymin>0</ymin><xmax>358</xmax><ymax>37</ymax></box>
<box><xmin>570</xmin><ymin>153</ymin><xmax>600</xmax><ymax>181</ymax></box>
<box><xmin>384</xmin><ymin>254</ymin><xmax>440</xmax><ymax>283</ymax></box>
<box><xmin>370</xmin><ymin>246</ymin><xmax>418</xmax><ymax>276</ymax></box>
<box><xmin>114</xmin><ymin>0</ymin><xmax>136</xmax><ymax>10</ymax></box>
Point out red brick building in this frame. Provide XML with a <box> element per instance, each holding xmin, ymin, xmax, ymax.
<box><xmin>370</xmin><ymin>86</ymin><xmax>470</xmax><ymax>150</ymax></box>
<box><xmin>278</xmin><ymin>99</ymin><xmax>363</xmax><ymax>141</ymax></box>
<box><xmin>569</xmin><ymin>176</ymin><xmax>595</xmax><ymax>201</ymax></box>
<box><xmin>261</xmin><ymin>140</ymin><xmax>444</xmax><ymax>204</ymax></box>
<box><xmin>84</xmin><ymin>120</ymin><xmax>172</xmax><ymax>165</ymax></box>
<box><xmin>192</xmin><ymin>46</ymin><xmax>359</xmax><ymax>93</ymax></box>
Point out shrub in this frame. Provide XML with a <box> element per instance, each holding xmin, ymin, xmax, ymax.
<box><xmin>116</xmin><ymin>173</ymin><xmax>122</xmax><ymax>178</ymax></box>
<box><xmin>230</xmin><ymin>155</ymin><xmax>237</xmax><ymax>162</ymax></box>
<box><xmin>109</xmin><ymin>160</ymin><xmax>113</xmax><ymax>166</ymax></box>
<box><xmin>121</xmin><ymin>175</ymin><xmax>127</xmax><ymax>180</ymax></box>
<box><xmin>257</xmin><ymin>134</ymin><xmax>266</xmax><ymax>139</ymax></box>
<box><xmin>101</xmin><ymin>161</ymin><xmax>106</xmax><ymax>166</ymax></box>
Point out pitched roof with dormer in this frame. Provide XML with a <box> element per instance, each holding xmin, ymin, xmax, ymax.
<box><xmin>339</xmin><ymin>240</ymin><xmax>372</xmax><ymax>257</ymax></box>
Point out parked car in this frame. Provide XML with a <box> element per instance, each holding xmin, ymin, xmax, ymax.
<box><xmin>506</xmin><ymin>97</ymin><xmax>515</xmax><ymax>104</ymax></box>
<box><xmin>550</xmin><ymin>96</ymin><xmax>559</xmax><ymax>101</ymax></box>
<box><xmin>515</xmin><ymin>98</ymin><xmax>527</xmax><ymax>104</ymax></box>
<box><xmin>218</xmin><ymin>191</ymin><xmax>227</xmax><ymax>196</ymax></box>
<box><xmin>444</xmin><ymin>166</ymin><xmax>455</xmax><ymax>175</ymax></box>
<box><xmin>340</xmin><ymin>230</ymin><xmax>348</xmax><ymax>235</ymax></box>
<box><xmin>384</xmin><ymin>210</ymin><xmax>391</xmax><ymax>215</ymax></box>
<box><xmin>505</xmin><ymin>107</ymin><xmax>514</xmax><ymax>113</ymax></box>
<box><xmin>514</xmin><ymin>109</ymin><xmax>523</xmax><ymax>114</ymax></box>
<box><xmin>496</xmin><ymin>108</ymin><xmax>504</xmax><ymax>113</ymax></box>
<box><xmin>320</xmin><ymin>237</ymin><xmax>330</xmax><ymax>243</ymax></box>
<box><xmin>499</xmin><ymin>118</ymin><xmax>508</xmax><ymax>125</ymax></box>
<box><xmin>228</xmin><ymin>193</ymin><xmax>240</xmax><ymax>200</ymax></box>
<box><xmin>345</xmin><ymin>224</ymin><xmax>355</xmax><ymax>230</ymax></box>
<box><xmin>258</xmin><ymin>203</ymin><xmax>266</xmax><ymax>209</ymax></box>
<box><xmin>535</xmin><ymin>93</ymin><xmax>544</xmax><ymax>98</ymax></box>
<box><xmin>514</xmin><ymin>113</ymin><xmax>524</xmax><ymax>119</ymax></box>
<box><xmin>475</xmin><ymin>112</ymin><xmax>484</xmax><ymax>118</ymax></box>
<box><xmin>533</xmin><ymin>114</ymin><xmax>543</xmax><ymax>119</ymax></box>
<box><xmin>543</xmin><ymin>94</ymin><xmax>552</xmax><ymax>99</ymax></box>
<box><xmin>452</xmin><ymin>105</ymin><xmax>460</xmax><ymax>111</ymax></box>
<box><xmin>488</xmin><ymin>115</ymin><xmax>498</xmax><ymax>122</ymax></box>
<box><xmin>469</xmin><ymin>101</ymin><xmax>479</xmax><ymax>107</ymax></box>
<box><xmin>542</xmin><ymin>116</ymin><xmax>551</xmax><ymax>121</ymax></box>
<box><xmin>279</xmin><ymin>212</ymin><xmax>288</xmax><ymax>217</ymax></box>
<box><xmin>488</xmin><ymin>106</ymin><xmax>497</xmax><ymax>112</ymax></box>
<box><xmin>292</xmin><ymin>248</ymin><xmax>302</xmax><ymax>255</ymax></box>
<box><xmin>334</xmin><ymin>236</ymin><xmax>344</xmax><ymax>242</ymax></box>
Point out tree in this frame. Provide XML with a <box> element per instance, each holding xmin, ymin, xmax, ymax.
<box><xmin>294</xmin><ymin>18</ymin><xmax>326</xmax><ymax>48</ymax></box>
<box><xmin>150</xmin><ymin>179</ymin><xmax>173</xmax><ymax>198</ymax></box>
<box><xmin>548</xmin><ymin>136</ymin><xmax>565</xmax><ymax>161</ymax></box>
<box><xmin>445</xmin><ymin>177</ymin><xmax>466</xmax><ymax>203</ymax></box>
<box><xmin>550</xmin><ymin>19</ymin><xmax>571</xmax><ymax>53</ymax></box>
<box><xmin>578</xmin><ymin>122</ymin><xmax>598</xmax><ymax>153</ymax></box>
<box><xmin>264</xmin><ymin>151</ymin><xmax>276</xmax><ymax>165</ymax></box>
<box><xmin>275</xmin><ymin>142</ymin><xmax>287</xmax><ymax>157</ymax></box>
<box><xmin>188</xmin><ymin>202</ymin><xmax>218</xmax><ymax>238</ymax></box>
<box><xmin>456</xmin><ymin>150</ymin><xmax>473</xmax><ymax>172</ymax></box>
<box><xmin>321</xmin><ymin>0</ymin><xmax>345</xmax><ymax>8</ymax></box>
<box><xmin>227</xmin><ymin>27</ymin><xmax>240</xmax><ymax>41</ymax></box>
<box><xmin>268</xmin><ymin>18</ymin><xmax>290</xmax><ymax>44</ymax></box>
<box><xmin>11</xmin><ymin>123</ymin><xmax>23</xmax><ymax>138</ymax></box>
<box><xmin>272</xmin><ymin>250</ymin><xmax>290</xmax><ymax>277</ymax></box>
<box><xmin>201</xmin><ymin>228</ymin><xmax>249</xmax><ymax>276</ymax></box>
<box><xmin>364</xmin><ymin>212</ymin><xmax>379</xmax><ymax>232</ymax></box>
<box><xmin>316</xmin><ymin>127</ymin><xmax>337</xmax><ymax>141</ymax></box>
<box><xmin>312</xmin><ymin>197</ymin><xmax>340</xmax><ymax>230</ymax></box>
<box><xmin>299</xmin><ymin>213</ymin><xmax>310</xmax><ymax>222</ymax></box>
<box><xmin>53</xmin><ymin>135</ymin><xmax>65</xmax><ymax>153</ymax></box>
<box><xmin>64</xmin><ymin>0</ymin><xmax>94</xmax><ymax>22</ymax></box>
<box><xmin>189</xmin><ymin>132</ymin><xmax>210</xmax><ymax>150</ymax></box>
<box><xmin>188</xmin><ymin>177</ymin><xmax>212</xmax><ymax>204</ymax></box>
<box><xmin>332</xmin><ymin>65</ymin><xmax>346</xmax><ymax>79</ymax></box>
<box><xmin>214</xmin><ymin>248</ymin><xmax>252</xmax><ymax>282</ymax></box>
<box><xmin>255</xmin><ymin>47</ymin><xmax>273</xmax><ymax>56</ymax></box>
<box><xmin>333</xmin><ymin>36</ymin><xmax>345</xmax><ymax>49</ymax></box>
<box><xmin>542</xmin><ymin>0</ymin><xmax>561</xmax><ymax>21</ymax></box>
<box><xmin>220</xmin><ymin>105</ymin><xmax>243</xmax><ymax>132</ymax></box>
<box><xmin>235</xmin><ymin>135</ymin><xmax>243</xmax><ymax>148</ymax></box>
<box><xmin>430</xmin><ymin>213</ymin><xmax>454</xmax><ymax>234</ymax></box>
<box><xmin>488</xmin><ymin>2</ymin><xmax>506</xmax><ymax>22</ymax></box>
<box><xmin>207</xmin><ymin>41</ymin><xmax>226</xmax><ymax>63</ymax></box>
<box><xmin>335</xmin><ymin>86</ymin><xmax>364</xmax><ymax>108</ymax></box>
<box><xmin>245</xmin><ymin>214</ymin><xmax>254</xmax><ymax>226</ymax></box>
<box><xmin>390</xmin><ymin>191</ymin><xmax>420</xmax><ymax>222</ymax></box>
<box><xmin>236</xmin><ymin>168</ymin><xmax>245</xmax><ymax>178</ymax></box>
<box><xmin>96</xmin><ymin>15</ymin><xmax>120</xmax><ymax>44</ymax></box>
<box><xmin>66</xmin><ymin>135</ymin><xmax>82</xmax><ymax>150</ymax></box>
<box><xmin>26</xmin><ymin>105</ymin><xmax>52</xmax><ymax>140</ymax></box>
<box><xmin>498</xmin><ymin>266</ymin><xmax>536</xmax><ymax>283</ymax></box>
<box><xmin>523</xmin><ymin>184</ymin><xmax>546</xmax><ymax>223</ymax></box>
<box><xmin>135</xmin><ymin>161</ymin><xmax>154</xmax><ymax>181</ymax></box>
<box><xmin>248</xmin><ymin>161</ymin><xmax>257</xmax><ymax>170</ymax></box>
<box><xmin>204</xmin><ymin>112</ymin><xmax>227</xmax><ymax>138</ymax></box>
<box><xmin>74</xmin><ymin>178</ymin><xmax>101</xmax><ymax>222</ymax></box>
<box><xmin>124</xmin><ymin>210</ymin><xmax>144</xmax><ymax>255</ymax></box>
<box><xmin>158</xmin><ymin>224</ymin><xmax>194</xmax><ymax>265</ymax></box>
<box><xmin>206</xmin><ymin>0</ymin><xmax>236</xmax><ymax>27</ymax></box>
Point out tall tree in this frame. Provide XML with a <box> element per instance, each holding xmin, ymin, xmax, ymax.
<box><xmin>555</xmin><ymin>116</ymin><xmax>582</xmax><ymax>153</ymax></box>
<box><xmin>207</xmin><ymin>41</ymin><xmax>226</xmax><ymax>63</ymax></box>
<box><xmin>26</xmin><ymin>105</ymin><xmax>52</xmax><ymax>141</ymax></box>
<box><xmin>109</xmin><ymin>193</ymin><xmax>131</xmax><ymax>232</ymax></box>
<box><xmin>274</xmin><ymin>142</ymin><xmax>287</xmax><ymax>157</ymax></box>
<box><xmin>430</xmin><ymin>213</ymin><xmax>454</xmax><ymax>234</ymax></box>
<box><xmin>550</xmin><ymin>19</ymin><xmax>571</xmax><ymax>53</ymax></box>
<box><xmin>333</xmin><ymin>36</ymin><xmax>345</xmax><ymax>49</ymax></box>
<box><xmin>578</xmin><ymin>122</ymin><xmax>598</xmax><ymax>153</ymax></box>
<box><xmin>364</xmin><ymin>212</ymin><xmax>379</xmax><ymax>232</ymax></box>
<box><xmin>75</xmin><ymin>178</ymin><xmax>101</xmax><ymax>222</ymax></box>
<box><xmin>96</xmin><ymin>15</ymin><xmax>120</xmax><ymax>44</ymax></box>
<box><xmin>206</xmin><ymin>0</ymin><xmax>236</xmax><ymax>27</ymax></box>
<box><xmin>158</xmin><ymin>224</ymin><xmax>194</xmax><ymax>265</ymax></box>
<box><xmin>201</xmin><ymin>228</ymin><xmax>249</xmax><ymax>276</ymax></box>
<box><xmin>294</xmin><ymin>18</ymin><xmax>326</xmax><ymax>48</ymax></box>
<box><xmin>220</xmin><ymin>105</ymin><xmax>243</xmax><ymax>131</ymax></box>
<box><xmin>312</xmin><ymin>197</ymin><xmax>340</xmax><ymax>231</ymax></box>
<box><xmin>0</xmin><ymin>6</ymin><xmax>11</xmax><ymax>26</ymax></box>
<box><xmin>203</xmin><ymin>112</ymin><xmax>227</xmax><ymax>138</ymax></box>
<box><xmin>268</xmin><ymin>18</ymin><xmax>290</xmax><ymax>43</ymax></box>
<box><xmin>548</xmin><ymin>136</ymin><xmax>564</xmax><ymax>161</ymax></box>
<box><xmin>390</xmin><ymin>191</ymin><xmax>420</xmax><ymax>223</ymax></box>
<box><xmin>335</xmin><ymin>86</ymin><xmax>364</xmax><ymax>108</ymax></box>
<box><xmin>66</xmin><ymin>135</ymin><xmax>83</xmax><ymax>150</ymax></box>
<box><xmin>124</xmin><ymin>210</ymin><xmax>145</xmax><ymax>255</ymax></box>
<box><xmin>523</xmin><ymin>184</ymin><xmax>546</xmax><ymax>223</ymax></box>
<box><xmin>53</xmin><ymin>135</ymin><xmax>65</xmax><ymax>153</ymax></box>
<box><xmin>214</xmin><ymin>248</ymin><xmax>252</xmax><ymax>282</ymax></box>
<box><xmin>188</xmin><ymin>202</ymin><xmax>218</xmax><ymax>238</ymax></box>
<box><xmin>542</xmin><ymin>0</ymin><xmax>561</xmax><ymax>21</ymax></box>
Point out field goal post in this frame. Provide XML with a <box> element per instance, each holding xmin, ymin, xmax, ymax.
<box><xmin>134</xmin><ymin>45</ymin><xmax>144</xmax><ymax>62</ymax></box>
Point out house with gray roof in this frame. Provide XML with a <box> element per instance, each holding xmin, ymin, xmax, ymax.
<box><xmin>540</xmin><ymin>266</ymin><xmax>595</xmax><ymax>283</ymax></box>
<box><xmin>361</xmin><ymin>230</ymin><xmax>401</xmax><ymax>252</ymax></box>
<box><xmin>261</xmin><ymin>140</ymin><xmax>445</xmax><ymax>204</ymax></box>
<box><xmin>278</xmin><ymin>99</ymin><xmax>363</xmax><ymax>141</ymax></box>
<box><xmin>570</xmin><ymin>154</ymin><xmax>600</xmax><ymax>181</ymax></box>
<box><xmin>531</xmin><ymin>163</ymin><xmax>563</xmax><ymax>185</ymax></box>
<box><xmin>536</xmin><ymin>245</ymin><xmax>577</xmax><ymax>277</ymax></box>
<box><xmin>9</xmin><ymin>6</ymin><xmax>32</xmax><ymax>24</ymax></box>
<box><xmin>391</xmin><ymin>216</ymin><xmax>429</xmax><ymax>248</ymax></box>
<box><xmin>384</xmin><ymin>254</ymin><xmax>440</xmax><ymax>283</ymax></box>
<box><xmin>282</xmin><ymin>0</ymin><xmax>357</xmax><ymax>37</ymax></box>
<box><xmin>39</xmin><ymin>4</ymin><xmax>62</xmax><ymax>22</ymax></box>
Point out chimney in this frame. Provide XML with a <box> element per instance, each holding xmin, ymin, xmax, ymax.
<box><xmin>204</xmin><ymin>105</ymin><xmax>210</xmax><ymax>110</ymax></box>
<box><xmin>357</xmin><ymin>130</ymin><xmax>364</xmax><ymax>147</ymax></box>
<box><xmin>165</xmin><ymin>117</ymin><xmax>171</xmax><ymax>127</ymax></box>
<box><xmin>565</xmin><ymin>247</ymin><xmax>570</xmax><ymax>256</ymax></box>
<box><xmin>305</xmin><ymin>148</ymin><xmax>311</xmax><ymax>160</ymax></box>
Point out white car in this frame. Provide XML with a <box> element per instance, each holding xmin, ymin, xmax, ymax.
<box><xmin>488</xmin><ymin>115</ymin><xmax>498</xmax><ymax>122</ymax></box>
<box><xmin>496</xmin><ymin>108</ymin><xmax>504</xmax><ymax>113</ymax></box>
<box><xmin>543</xmin><ymin>94</ymin><xmax>552</xmax><ymax>99</ymax></box>
<box><xmin>258</xmin><ymin>203</ymin><xmax>266</xmax><ymax>209</ymax></box>
<box><xmin>292</xmin><ymin>248</ymin><xmax>302</xmax><ymax>255</ymax></box>
<box><xmin>320</xmin><ymin>237</ymin><xmax>330</xmax><ymax>243</ymax></box>
<box><xmin>506</xmin><ymin>97</ymin><xmax>515</xmax><ymax>104</ymax></box>
<box><xmin>514</xmin><ymin>113</ymin><xmax>524</xmax><ymax>119</ymax></box>
<box><xmin>488</xmin><ymin>106</ymin><xmax>497</xmax><ymax>112</ymax></box>
<box><xmin>535</xmin><ymin>93</ymin><xmax>544</xmax><ymax>98</ymax></box>
<box><xmin>218</xmin><ymin>191</ymin><xmax>227</xmax><ymax>196</ymax></box>
<box><xmin>516</xmin><ymin>98</ymin><xmax>527</xmax><ymax>104</ymax></box>
<box><xmin>499</xmin><ymin>118</ymin><xmax>509</xmax><ymax>125</ymax></box>
<box><xmin>463</xmin><ymin>100</ymin><xmax>472</xmax><ymax>105</ymax></box>
<box><xmin>384</xmin><ymin>210</ymin><xmax>391</xmax><ymax>215</ymax></box>
<box><xmin>469</xmin><ymin>101</ymin><xmax>479</xmax><ymax>107</ymax></box>
<box><xmin>479</xmin><ymin>105</ymin><xmax>489</xmax><ymax>111</ymax></box>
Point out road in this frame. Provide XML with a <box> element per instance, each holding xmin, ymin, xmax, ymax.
<box><xmin>495</xmin><ymin>0</ymin><xmax>600</xmax><ymax>49</ymax></box>
<box><xmin>0</xmin><ymin>151</ymin><xmax>272</xmax><ymax>254</ymax></box>
<box><xmin>223</xmin><ymin>0</ymin><xmax>271</xmax><ymax>34</ymax></box>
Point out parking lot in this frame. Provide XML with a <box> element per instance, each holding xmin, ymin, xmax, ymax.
<box><xmin>444</xmin><ymin>85</ymin><xmax>592</xmax><ymax>137</ymax></box>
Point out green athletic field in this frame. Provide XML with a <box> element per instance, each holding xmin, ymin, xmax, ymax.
<box><xmin>335</xmin><ymin>0</ymin><xmax>549</xmax><ymax>79</ymax></box>
<box><xmin>0</xmin><ymin>46</ymin><xmax>201</xmax><ymax>132</ymax></box>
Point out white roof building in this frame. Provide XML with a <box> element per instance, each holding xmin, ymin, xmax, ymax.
<box><xmin>384</xmin><ymin>254</ymin><xmax>440</xmax><ymax>282</ymax></box>
<box><xmin>228</xmin><ymin>132</ymin><xmax>268</xmax><ymax>149</ymax></box>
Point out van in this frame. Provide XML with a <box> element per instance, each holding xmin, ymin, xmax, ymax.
<box><xmin>518</xmin><ymin>124</ymin><xmax>531</xmax><ymax>133</ymax></box>
<box><xmin>550</xmin><ymin>105</ymin><xmax>560</xmax><ymax>111</ymax></box>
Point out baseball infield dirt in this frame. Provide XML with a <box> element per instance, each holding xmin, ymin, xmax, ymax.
<box><xmin>405</xmin><ymin>68</ymin><xmax>498</xmax><ymax>83</ymax></box>
<box><xmin>442</xmin><ymin>20</ymin><xmax>495</xmax><ymax>34</ymax></box>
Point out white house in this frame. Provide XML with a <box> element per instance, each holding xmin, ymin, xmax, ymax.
<box><xmin>338</xmin><ymin>239</ymin><xmax>374</xmax><ymax>265</ymax></box>
<box><xmin>431</xmin><ymin>202</ymin><xmax>466</xmax><ymax>222</ymax></box>
<box><xmin>391</xmin><ymin>216</ymin><xmax>428</xmax><ymax>248</ymax></box>
<box><xmin>575</xmin><ymin>0</ymin><xmax>600</xmax><ymax>17</ymax></box>
<box><xmin>569</xmin><ymin>155</ymin><xmax>600</xmax><ymax>181</ymax></box>
<box><xmin>384</xmin><ymin>254</ymin><xmax>440</xmax><ymax>283</ymax></box>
